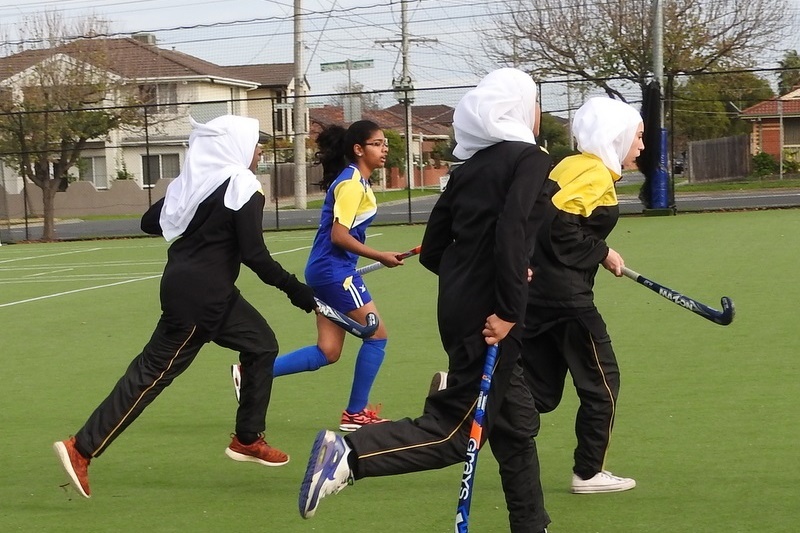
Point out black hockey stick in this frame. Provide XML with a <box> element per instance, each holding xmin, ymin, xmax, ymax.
<box><xmin>621</xmin><ymin>267</ymin><xmax>735</xmax><ymax>326</ymax></box>
<box><xmin>314</xmin><ymin>297</ymin><xmax>379</xmax><ymax>338</ymax></box>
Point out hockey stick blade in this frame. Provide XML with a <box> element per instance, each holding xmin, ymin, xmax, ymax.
<box><xmin>355</xmin><ymin>245</ymin><xmax>422</xmax><ymax>275</ymax></box>
<box><xmin>622</xmin><ymin>267</ymin><xmax>735</xmax><ymax>326</ymax></box>
<box><xmin>314</xmin><ymin>297</ymin><xmax>379</xmax><ymax>338</ymax></box>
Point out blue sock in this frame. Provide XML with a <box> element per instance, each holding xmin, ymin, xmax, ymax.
<box><xmin>273</xmin><ymin>345</ymin><xmax>329</xmax><ymax>377</ymax></box>
<box><xmin>346</xmin><ymin>338</ymin><xmax>387</xmax><ymax>414</ymax></box>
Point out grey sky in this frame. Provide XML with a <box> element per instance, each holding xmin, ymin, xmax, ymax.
<box><xmin>1</xmin><ymin>0</ymin><xmax>798</xmax><ymax>110</ymax></box>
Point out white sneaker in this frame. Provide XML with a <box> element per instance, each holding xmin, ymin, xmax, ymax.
<box><xmin>231</xmin><ymin>364</ymin><xmax>242</xmax><ymax>403</ymax></box>
<box><xmin>299</xmin><ymin>430</ymin><xmax>353</xmax><ymax>519</ymax></box>
<box><xmin>571</xmin><ymin>470</ymin><xmax>636</xmax><ymax>494</ymax></box>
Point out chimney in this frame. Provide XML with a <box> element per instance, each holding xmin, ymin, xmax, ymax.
<box><xmin>132</xmin><ymin>33</ymin><xmax>157</xmax><ymax>45</ymax></box>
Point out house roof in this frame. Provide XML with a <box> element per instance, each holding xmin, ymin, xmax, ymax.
<box><xmin>384</xmin><ymin>103</ymin><xmax>454</xmax><ymax>126</ymax></box>
<box><xmin>741</xmin><ymin>97</ymin><xmax>800</xmax><ymax>118</ymax></box>
<box><xmin>0</xmin><ymin>37</ymin><xmax>293</xmax><ymax>89</ymax></box>
<box><xmin>309</xmin><ymin>105</ymin><xmax>451</xmax><ymax>137</ymax></box>
<box><xmin>219</xmin><ymin>63</ymin><xmax>295</xmax><ymax>88</ymax></box>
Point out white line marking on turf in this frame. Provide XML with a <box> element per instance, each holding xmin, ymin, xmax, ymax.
<box><xmin>25</xmin><ymin>268</ymin><xmax>74</xmax><ymax>278</ymax></box>
<box><xmin>0</xmin><ymin>275</ymin><xmax>161</xmax><ymax>308</ymax></box>
<box><xmin>0</xmin><ymin>248</ymin><xmax>101</xmax><ymax>264</ymax></box>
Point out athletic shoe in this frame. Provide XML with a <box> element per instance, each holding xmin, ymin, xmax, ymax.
<box><xmin>299</xmin><ymin>429</ymin><xmax>353</xmax><ymax>519</ymax></box>
<box><xmin>225</xmin><ymin>434</ymin><xmax>289</xmax><ymax>467</ymax></box>
<box><xmin>339</xmin><ymin>405</ymin><xmax>389</xmax><ymax>432</ymax></box>
<box><xmin>429</xmin><ymin>371</ymin><xmax>448</xmax><ymax>394</ymax></box>
<box><xmin>231</xmin><ymin>363</ymin><xmax>242</xmax><ymax>403</ymax></box>
<box><xmin>52</xmin><ymin>437</ymin><xmax>91</xmax><ymax>498</ymax></box>
<box><xmin>571</xmin><ymin>470</ymin><xmax>636</xmax><ymax>494</ymax></box>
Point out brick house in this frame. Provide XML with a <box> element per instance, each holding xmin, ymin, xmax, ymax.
<box><xmin>740</xmin><ymin>87</ymin><xmax>800</xmax><ymax>158</ymax></box>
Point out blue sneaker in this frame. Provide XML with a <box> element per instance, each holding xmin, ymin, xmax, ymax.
<box><xmin>299</xmin><ymin>430</ymin><xmax>353</xmax><ymax>519</ymax></box>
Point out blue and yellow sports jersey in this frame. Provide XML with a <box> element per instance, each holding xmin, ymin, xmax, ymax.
<box><xmin>305</xmin><ymin>165</ymin><xmax>377</xmax><ymax>286</ymax></box>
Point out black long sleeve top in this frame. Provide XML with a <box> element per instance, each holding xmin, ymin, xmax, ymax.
<box><xmin>420</xmin><ymin>141</ymin><xmax>554</xmax><ymax>349</ymax></box>
<box><xmin>141</xmin><ymin>179</ymin><xmax>295</xmax><ymax>338</ymax></box>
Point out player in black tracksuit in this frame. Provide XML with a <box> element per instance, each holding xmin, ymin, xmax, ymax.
<box><xmin>53</xmin><ymin>115</ymin><xmax>316</xmax><ymax>499</ymax></box>
<box><xmin>299</xmin><ymin>68</ymin><xmax>554</xmax><ymax>532</ymax></box>
<box><xmin>345</xmin><ymin>139</ymin><xmax>554</xmax><ymax>532</ymax></box>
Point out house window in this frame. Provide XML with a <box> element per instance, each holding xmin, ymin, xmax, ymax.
<box><xmin>142</xmin><ymin>154</ymin><xmax>180</xmax><ymax>187</ymax></box>
<box><xmin>79</xmin><ymin>156</ymin><xmax>108</xmax><ymax>189</ymax></box>
<box><xmin>138</xmin><ymin>83</ymin><xmax>178</xmax><ymax>114</ymax></box>
<box><xmin>189</xmin><ymin>101</ymin><xmax>228</xmax><ymax>123</ymax></box>
<box><xmin>784</xmin><ymin>120</ymin><xmax>800</xmax><ymax>145</ymax></box>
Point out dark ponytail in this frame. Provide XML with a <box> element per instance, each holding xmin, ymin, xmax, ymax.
<box><xmin>314</xmin><ymin>120</ymin><xmax>382</xmax><ymax>191</ymax></box>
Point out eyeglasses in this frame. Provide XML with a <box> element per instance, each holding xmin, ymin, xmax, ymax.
<box><xmin>364</xmin><ymin>139</ymin><xmax>389</xmax><ymax>147</ymax></box>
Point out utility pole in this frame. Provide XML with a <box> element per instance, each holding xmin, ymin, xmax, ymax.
<box><xmin>293</xmin><ymin>0</ymin><xmax>307</xmax><ymax>209</ymax></box>
<box><xmin>376</xmin><ymin>0</ymin><xmax>436</xmax><ymax>205</ymax></box>
<box><xmin>653</xmin><ymin>0</ymin><xmax>665</xmax><ymax>123</ymax></box>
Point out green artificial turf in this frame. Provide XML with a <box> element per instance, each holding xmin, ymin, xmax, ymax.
<box><xmin>0</xmin><ymin>212</ymin><xmax>797</xmax><ymax>532</ymax></box>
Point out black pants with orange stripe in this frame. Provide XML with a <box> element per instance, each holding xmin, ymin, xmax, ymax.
<box><xmin>74</xmin><ymin>294</ymin><xmax>278</xmax><ymax>459</ymax></box>
<box><xmin>345</xmin><ymin>332</ymin><xmax>550</xmax><ymax>533</ymax></box>
<box><xmin>520</xmin><ymin>305</ymin><xmax>620</xmax><ymax>480</ymax></box>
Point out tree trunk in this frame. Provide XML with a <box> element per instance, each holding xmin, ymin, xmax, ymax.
<box><xmin>41</xmin><ymin>181</ymin><xmax>58</xmax><ymax>241</ymax></box>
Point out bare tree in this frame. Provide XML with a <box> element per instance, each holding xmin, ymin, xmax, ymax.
<box><xmin>328</xmin><ymin>81</ymin><xmax>382</xmax><ymax>110</ymax></box>
<box><xmin>0</xmin><ymin>12</ymin><xmax>143</xmax><ymax>241</ymax></box>
<box><xmin>483</xmin><ymin>0</ymin><xmax>790</xmax><ymax>101</ymax></box>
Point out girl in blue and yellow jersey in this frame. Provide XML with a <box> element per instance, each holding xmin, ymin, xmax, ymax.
<box><xmin>232</xmin><ymin>120</ymin><xmax>405</xmax><ymax>431</ymax></box>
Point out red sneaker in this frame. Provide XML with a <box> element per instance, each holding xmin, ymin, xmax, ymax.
<box><xmin>225</xmin><ymin>434</ymin><xmax>289</xmax><ymax>466</ymax></box>
<box><xmin>339</xmin><ymin>405</ymin><xmax>389</xmax><ymax>432</ymax></box>
<box><xmin>53</xmin><ymin>437</ymin><xmax>91</xmax><ymax>498</ymax></box>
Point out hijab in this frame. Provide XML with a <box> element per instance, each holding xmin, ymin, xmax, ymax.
<box><xmin>452</xmin><ymin>68</ymin><xmax>538</xmax><ymax>160</ymax></box>
<box><xmin>159</xmin><ymin>115</ymin><xmax>262</xmax><ymax>241</ymax></box>
<box><xmin>572</xmin><ymin>97</ymin><xmax>643</xmax><ymax>176</ymax></box>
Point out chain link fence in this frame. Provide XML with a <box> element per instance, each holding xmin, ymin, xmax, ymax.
<box><xmin>1</xmin><ymin>70</ymin><xmax>799</xmax><ymax>242</ymax></box>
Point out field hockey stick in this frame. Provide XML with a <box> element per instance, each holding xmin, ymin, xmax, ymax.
<box><xmin>355</xmin><ymin>245</ymin><xmax>422</xmax><ymax>275</ymax></box>
<box><xmin>314</xmin><ymin>297</ymin><xmax>379</xmax><ymax>338</ymax></box>
<box><xmin>621</xmin><ymin>267</ymin><xmax>735</xmax><ymax>326</ymax></box>
<box><xmin>455</xmin><ymin>343</ymin><xmax>499</xmax><ymax>533</ymax></box>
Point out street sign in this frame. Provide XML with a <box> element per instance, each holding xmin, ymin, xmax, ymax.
<box><xmin>320</xmin><ymin>59</ymin><xmax>374</xmax><ymax>72</ymax></box>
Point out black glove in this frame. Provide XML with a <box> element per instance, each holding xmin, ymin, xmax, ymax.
<box><xmin>281</xmin><ymin>274</ymin><xmax>317</xmax><ymax>313</ymax></box>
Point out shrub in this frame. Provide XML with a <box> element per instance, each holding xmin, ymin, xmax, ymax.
<box><xmin>752</xmin><ymin>151</ymin><xmax>779</xmax><ymax>176</ymax></box>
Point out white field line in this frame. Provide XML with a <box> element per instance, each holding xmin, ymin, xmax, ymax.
<box><xmin>0</xmin><ymin>261</ymin><xmax>167</xmax><ymax>271</ymax></box>
<box><xmin>25</xmin><ymin>268</ymin><xmax>74</xmax><ymax>278</ymax></box>
<box><xmin>0</xmin><ymin>244</ymin><xmax>313</xmax><ymax>307</ymax></box>
<box><xmin>0</xmin><ymin>273</ymin><xmax>164</xmax><ymax>284</ymax></box>
<box><xmin>0</xmin><ymin>275</ymin><xmax>162</xmax><ymax>308</ymax></box>
<box><xmin>0</xmin><ymin>248</ymin><xmax>101</xmax><ymax>264</ymax></box>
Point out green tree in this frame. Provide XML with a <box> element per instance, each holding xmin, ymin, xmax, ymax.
<box><xmin>384</xmin><ymin>129</ymin><xmax>405</xmax><ymax>173</ymax></box>
<box><xmin>672</xmin><ymin>71</ymin><xmax>774</xmax><ymax>147</ymax></box>
<box><xmin>0</xmin><ymin>12</ymin><xmax>143</xmax><ymax>241</ymax></box>
<box><xmin>778</xmin><ymin>50</ymin><xmax>800</xmax><ymax>96</ymax></box>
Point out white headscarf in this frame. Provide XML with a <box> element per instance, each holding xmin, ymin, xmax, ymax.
<box><xmin>452</xmin><ymin>68</ymin><xmax>538</xmax><ymax>160</ymax></box>
<box><xmin>159</xmin><ymin>115</ymin><xmax>262</xmax><ymax>241</ymax></box>
<box><xmin>572</xmin><ymin>97</ymin><xmax>643</xmax><ymax>176</ymax></box>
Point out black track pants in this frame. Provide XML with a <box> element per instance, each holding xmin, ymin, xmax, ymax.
<box><xmin>74</xmin><ymin>294</ymin><xmax>278</xmax><ymax>458</ymax></box>
<box><xmin>345</xmin><ymin>334</ymin><xmax>550</xmax><ymax>533</ymax></box>
<box><xmin>521</xmin><ymin>305</ymin><xmax>620</xmax><ymax>479</ymax></box>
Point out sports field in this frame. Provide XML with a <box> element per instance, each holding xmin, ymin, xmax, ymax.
<box><xmin>1</xmin><ymin>209</ymin><xmax>798</xmax><ymax>532</ymax></box>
